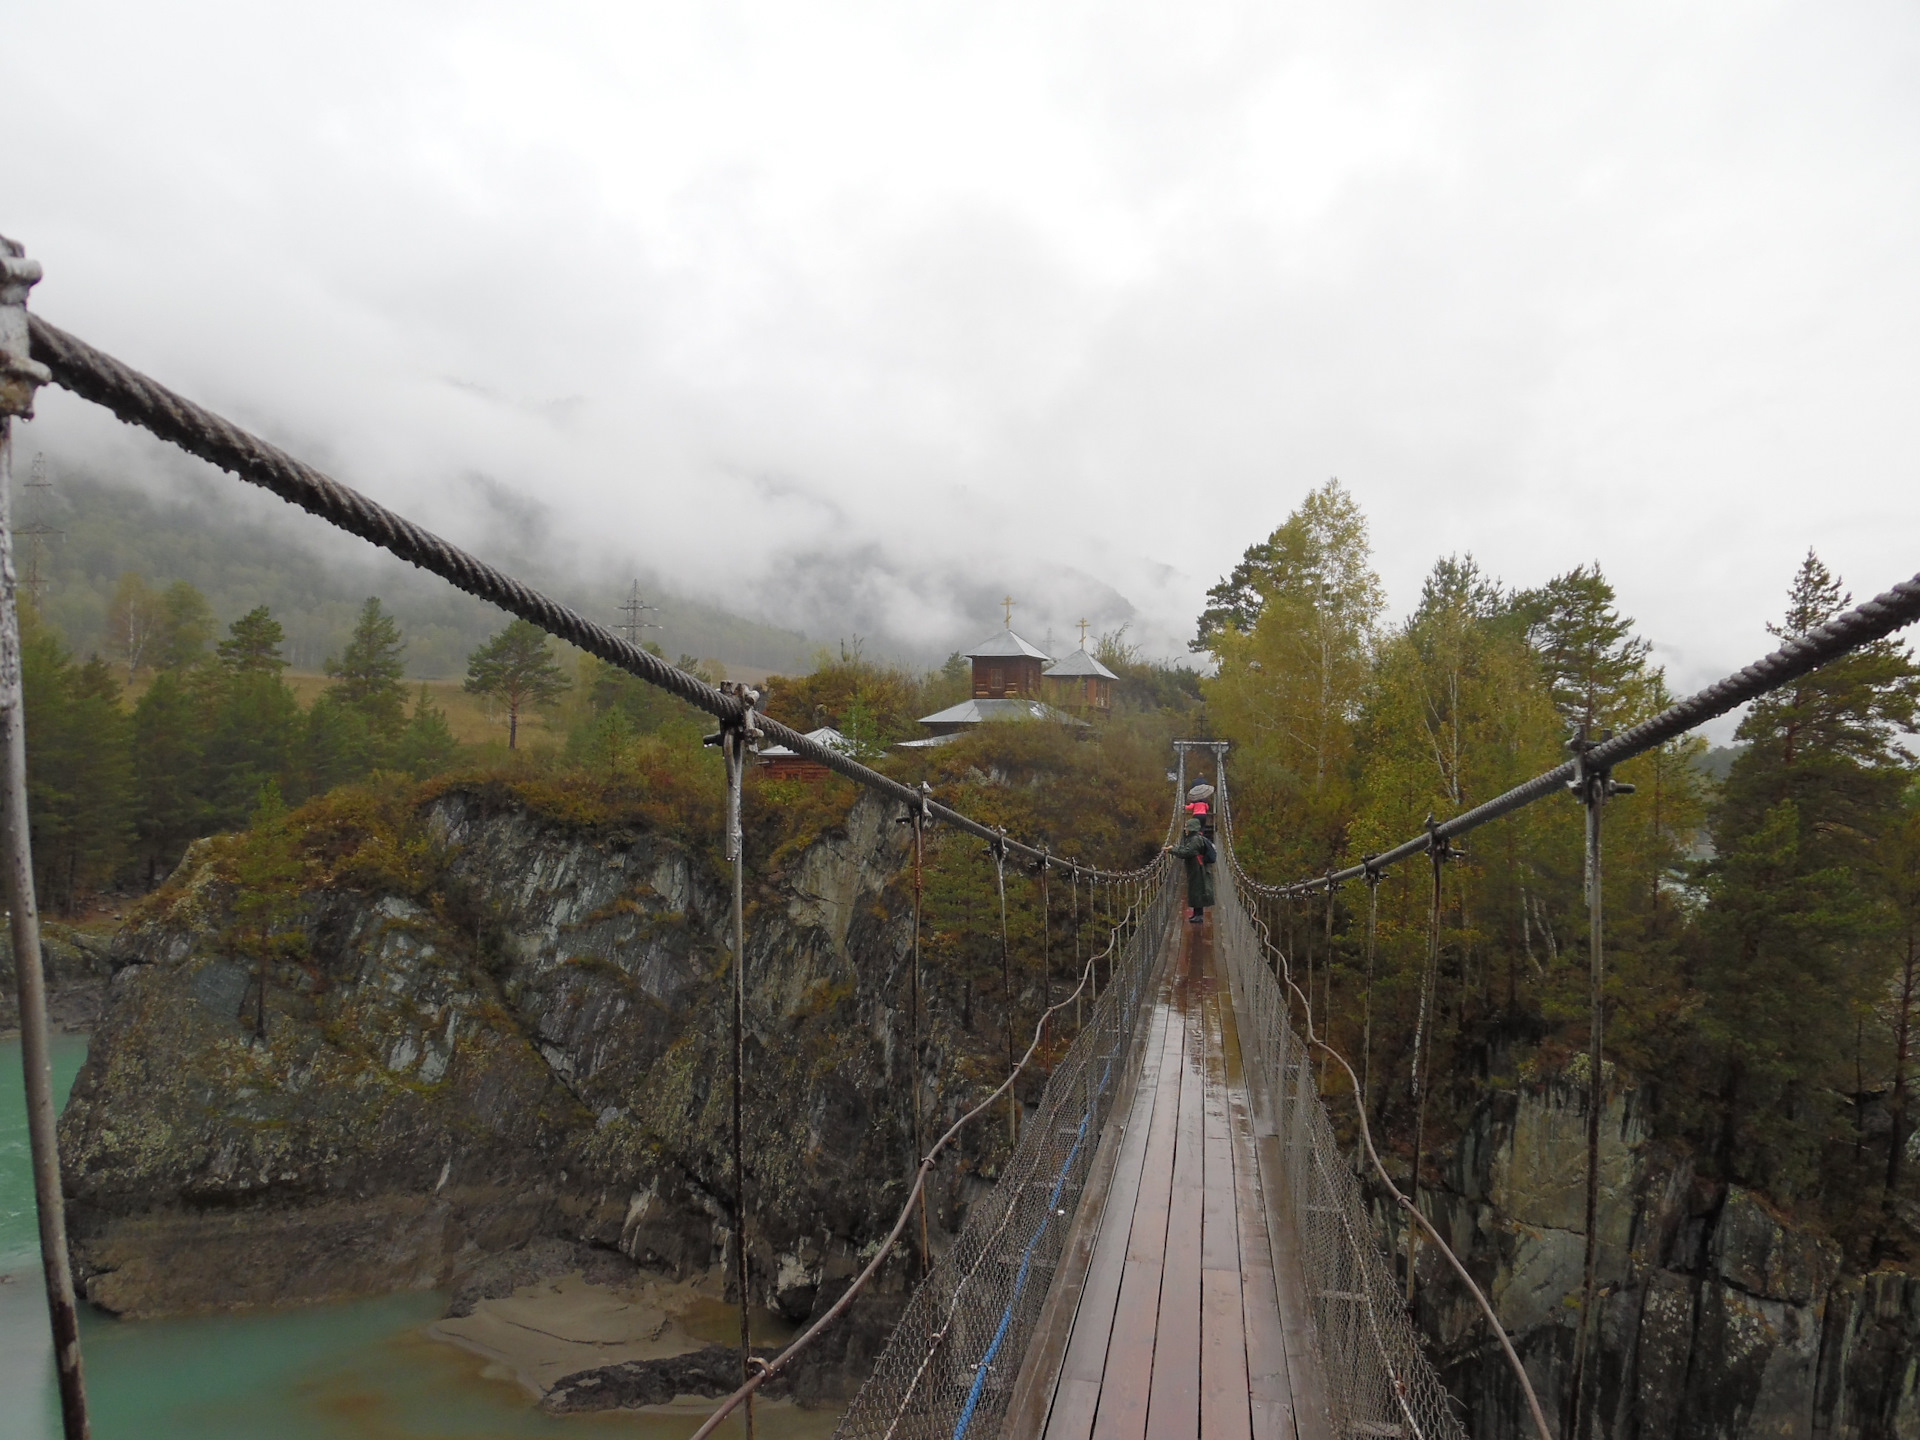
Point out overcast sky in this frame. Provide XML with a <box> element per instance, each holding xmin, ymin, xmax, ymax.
<box><xmin>5</xmin><ymin>1</ymin><xmax>1918</xmax><ymax>727</ymax></box>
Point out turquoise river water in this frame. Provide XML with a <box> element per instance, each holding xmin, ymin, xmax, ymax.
<box><xmin>1</xmin><ymin>1036</ymin><xmax>837</xmax><ymax>1439</ymax></box>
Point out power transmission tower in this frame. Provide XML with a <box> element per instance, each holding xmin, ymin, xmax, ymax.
<box><xmin>16</xmin><ymin>453</ymin><xmax>63</xmax><ymax>608</ymax></box>
<box><xmin>618</xmin><ymin>579</ymin><xmax>661</xmax><ymax>647</ymax></box>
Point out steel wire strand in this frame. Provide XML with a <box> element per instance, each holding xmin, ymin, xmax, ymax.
<box><xmin>1221</xmin><ymin>563</ymin><xmax>1920</xmax><ymax>898</ymax></box>
<box><xmin>1216</xmin><ymin>776</ymin><xmax>1553</xmax><ymax>1440</ymax></box>
<box><xmin>25</xmin><ymin>314</ymin><xmax>1161</xmax><ymax>883</ymax></box>
<box><xmin>1223</xmin><ymin>888</ymin><xmax>1430</xmax><ymax>1440</ymax></box>
<box><xmin>1215</xmin><ymin>823</ymin><xmax>1448</xmax><ymax>1439</ymax></box>
<box><xmin>838</xmin><ymin>881</ymin><xmax>1173</xmax><ymax>1440</ymax></box>
<box><xmin>882</xmin><ymin>898</ymin><xmax>1159</xmax><ymax>1434</ymax></box>
<box><xmin>690</xmin><ymin>871</ymin><xmax>1168</xmax><ymax>1440</ymax></box>
<box><xmin>1226</xmin><ymin>881</ymin><xmax>1456</xmax><ymax>1440</ymax></box>
<box><xmin>1215</xmin><ymin>781</ymin><xmax>1442</xmax><ymax>1430</ymax></box>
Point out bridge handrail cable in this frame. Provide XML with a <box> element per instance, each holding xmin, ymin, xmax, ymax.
<box><xmin>1231</xmin><ymin>564</ymin><xmax>1920</xmax><ymax>897</ymax></box>
<box><xmin>24</xmin><ymin>313</ymin><xmax>1158</xmax><ymax>883</ymax></box>
<box><xmin>1216</xmin><ymin>768</ymin><xmax>1552</xmax><ymax>1439</ymax></box>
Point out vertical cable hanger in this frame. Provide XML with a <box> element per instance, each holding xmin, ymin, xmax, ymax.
<box><xmin>1070</xmin><ymin>862</ymin><xmax>1084</xmax><ymax>1025</ymax></box>
<box><xmin>1567</xmin><ymin>728</ymin><xmax>1631</xmax><ymax>1440</ymax></box>
<box><xmin>904</xmin><ymin>782</ymin><xmax>932</xmax><ymax>1277</ymax></box>
<box><xmin>1407</xmin><ymin>817</ymin><xmax>1453</xmax><ymax>1304</ymax></box>
<box><xmin>1360</xmin><ymin>857</ymin><xmax>1382</xmax><ymax>1113</ymax></box>
<box><xmin>711</xmin><ymin>686</ymin><xmax>761</xmax><ymax>1440</ymax></box>
<box><xmin>992</xmin><ymin>833</ymin><xmax>1017</xmax><ymax>1144</ymax></box>
<box><xmin>1039</xmin><ymin>849</ymin><xmax>1051</xmax><ymax>1039</ymax></box>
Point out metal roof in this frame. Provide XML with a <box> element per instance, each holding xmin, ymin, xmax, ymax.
<box><xmin>917</xmin><ymin>698</ymin><xmax>1086</xmax><ymax>726</ymax></box>
<box><xmin>1043</xmin><ymin>648</ymin><xmax>1118</xmax><ymax>680</ymax></box>
<box><xmin>757</xmin><ymin>725</ymin><xmax>853</xmax><ymax>760</ymax></box>
<box><xmin>966</xmin><ymin>628</ymin><xmax>1051</xmax><ymax>661</ymax></box>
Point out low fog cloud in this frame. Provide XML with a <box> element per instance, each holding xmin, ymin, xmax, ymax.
<box><xmin>6</xmin><ymin>2</ymin><xmax>1919</xmax><ymax>700</ymax></box>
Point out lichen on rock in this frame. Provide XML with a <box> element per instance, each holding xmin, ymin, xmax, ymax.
<box><xmin>58</xmin><ymin>777</ymin><xmax>1009</xmax><ymax>1399</ymax></box>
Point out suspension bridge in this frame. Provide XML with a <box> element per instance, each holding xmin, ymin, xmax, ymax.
<box><xmin>4</xmin><ymin>235</ymin><xmax>1920</xmax><ymax>1440</ymax></box>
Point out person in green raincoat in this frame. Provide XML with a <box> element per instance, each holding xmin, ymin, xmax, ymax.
<box><xmin>1165</xmin><ymin>816</ymin><xmax>1216</xmax><ymax>922</ymax></box>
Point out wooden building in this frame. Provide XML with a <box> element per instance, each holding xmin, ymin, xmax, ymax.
<box><xmin>968</xmin><ymin>628</ymin><xmax>1051</xmax><ymax>698</ymax></box>
<box><xmin>756</xmin><ymin>726</ymin><xmax>852</xmax><ymax>781</ymax></box>
<box><xmin>916</xmin><ymin>624</ymin><xmax>1083</xmax><ymax>740</ymax></box>
<box><xmin>1043</xmin><ymin>646</ymin><xmax>1118</xmax><ymax>713</ymax></box>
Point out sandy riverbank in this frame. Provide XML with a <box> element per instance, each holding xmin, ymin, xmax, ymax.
<box><xmin>428</xmin><ymin>1262</ymin><xmax>839</xmax><ymax>1429</ymax></box>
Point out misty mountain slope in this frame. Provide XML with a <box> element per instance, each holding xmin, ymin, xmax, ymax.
<box><xmin>21</xmin><ymin>464</ymin><xmax>815</xmax><ymax>678</ymax></box>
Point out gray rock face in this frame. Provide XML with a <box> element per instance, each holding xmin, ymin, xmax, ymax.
<box><xmin>1</xmin><ymin>922</ymin><xmax>114</xmax><ymax>1033</ymax></box>
<box><xmin>57</xmin><ymin>785</ymin><xmax>994</xmax><ymax>1397</ymax></box>
<box><xmin>1412</xmin><ymin>1078</ymin><xmax>1920</xmax><ymax>1439</ymax></box>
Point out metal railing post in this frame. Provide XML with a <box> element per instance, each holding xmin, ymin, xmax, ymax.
<box><xmin>1567</xmin><ymin>729</ymin><xmax>1632</xmax><ymax>1440</ymax></box>
<box><xmin>0</xmin><ymin>234</ymin><xmax>90</xmax><ymax>1440</ymax></box>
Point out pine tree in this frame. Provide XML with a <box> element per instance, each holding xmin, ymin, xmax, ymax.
<box><xmin>324</xmin><ymin>597</ymin><xmax>408</xmax><ymax>746</ymax></box>
<box><xmin>465</xmin><ymin>619</ymin><xmax>571</xmax><ymax>749</ymax></box>
<box><xmin>305</xmin><ymin>693</ymin><xmax>376</xmax><ymax>795</ymax></box>
<box><xmin>1689</xmin><ymin>552</ymin><xmax>1920</xmax><ymax>1199</ymax></box>
<box><xmin>1881</xmin><ymin>788</ymin><xmax>1920</xmax><ymax>1201</ymax></box>
<box><xmin>395</xmin><ymin>685</ymin><xmax>460</xmax><ymax>778</ymax></box>
<box><xmin>132</xmin><ymin>669</ymin><xmax>208</xmax><ymax>880</ymax></box>
<box><xmin>217</xmin><ymin>606</ymin><xmax>288</xmax><ymax>674</ymax></box>
<box><xmin>1512</xmin><ymin>563</ymin><xmax>1652</xmax><ymax>737</ymax></box>
<box><xmin>22</xmin><ymin>619</ymin><xmax>135</xmax><ymax>913</ymax></box>
<box><xmin>207</xmin><ymin>668</ymin><xmax>303</xmax><ymax>826</ymax></box>
<box><xmin>154</xmin><ymin>581</ymin><xmax>214</xmax><ymax>671</ymax></box>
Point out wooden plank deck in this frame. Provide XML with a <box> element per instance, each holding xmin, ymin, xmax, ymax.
<box><xmin>1025</xmin><ymin>914</ymin><xmax>1333</xmax><ymax>1440</ymax></box>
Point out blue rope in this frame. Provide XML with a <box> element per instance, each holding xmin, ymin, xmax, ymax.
<box><xmin>950</xmin><ymin>1111</ymin><xmax>1089</xmax><ymax>1440</ymax></box>
<box><xmin>951</xmin><ymin>890</ymin><xmax>1165</xmax><ymax>1440</ymax></box>
<box><xmin>951</xmin><ymin>1015</ymin><xmax>1137</xmax><ymax>1440</ymax></box>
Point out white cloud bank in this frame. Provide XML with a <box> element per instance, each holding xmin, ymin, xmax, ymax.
<box><xmin>5</xmin><ymin>1</ymin><xmax>1918</xmax><ymax>703</ymax></box>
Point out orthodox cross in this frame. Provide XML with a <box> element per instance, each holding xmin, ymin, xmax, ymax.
<box><xmin>1002</xmin><ymin>594</ymin><xmax>1015</xmax><ymax>628</ymax></box>
<box><xmin>1077</xmin><ymin>617</ymin><xmax>1090</xmax><ymax>649</ymax></box>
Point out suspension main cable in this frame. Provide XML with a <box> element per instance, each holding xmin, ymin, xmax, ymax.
<box><xmin>24</xmin><ymin>314</ymin><xmax>1161</xmax><ymax>884</ymax></box>
<box><xmin>721</xmin><ymin>711</ymin><xmax>757</xmax><ymax>1440</ymax></box>
<box><xmin>1215</xmin><ymin>770</ymin><xmax>1553</xmax><ymax>1440</ymax></box>
<box><xmin>685</xmin><ymin>882</ymin><xmax>1160</xmax><ymax>1440</ymax></box>
<box><xmin>1225</xmin><ymin>562</ymin><xmax>1920</xmax><ymax>897</ymax></box>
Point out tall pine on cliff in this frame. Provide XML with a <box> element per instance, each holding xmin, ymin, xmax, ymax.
<box><xmin>22</xmin><ymin>603</ymin><xmax>135</xmax><ymax>912</ymax></box>
<box><xmin>1688</xmin><ymin>551</ymin><xmax>1920</xmax><ymax>1205</ymax></box>
<box><xmin>1201</xmin><ymin>479</ymin><xmax>1384</xmax><ymax>877</ymax></box>
<box><xmin>323</xmin><ymin>597</ymin><xmax>409</xmax><ymax>745</ymax></box>
<box><xmin>464</xmin><ymin>619</ymin><xmax>571</xmax><ymax>749</ymax></box>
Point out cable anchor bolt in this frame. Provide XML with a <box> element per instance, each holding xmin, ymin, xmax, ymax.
<box><xmin>0</xmin><ymin>237</ymin><xmax>51</xmax><ymax>419</ymax></box>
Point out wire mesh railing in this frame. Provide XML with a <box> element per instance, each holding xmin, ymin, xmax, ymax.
<box><xmin>833</xmin><ymin>867</ymin><xmax>1176</xmax><ymax>1440</ymax></box>
<box><xmin>1216</xmin><ymin>864</ymin><xmax>1467</xmax><ymax>1440</ymax></box>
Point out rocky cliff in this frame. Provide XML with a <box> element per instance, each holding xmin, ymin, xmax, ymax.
<box><xmin>1</xmin><ymin>922</ymin><xmax>115</xmax><ymax>1035</ymax></box>
<box><xmin>57</xmin><ymin>781</ymin><xmax>999</xmax><ymax>1400</ymax></box>
<box><xmin>1411</xmin><ymin>1076</ymin><xmax>1920</xmax><ymax>1439</ymax></box>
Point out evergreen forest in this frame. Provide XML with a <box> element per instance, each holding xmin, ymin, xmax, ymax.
<box><xmin>21</xmin><ymin>471</ymin><xmax>1920</xmax><ymax>1271</ymax></box>
<box><xmin>1204</xmin><ymin>480</ymin><xmax>1920</xmax><ymax>1267</ymax></box>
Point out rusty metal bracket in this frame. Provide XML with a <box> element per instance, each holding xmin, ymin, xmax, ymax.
<box><xmin>0</xmin><ymin>237</ymin><xmax>50</xmax><ymax>418</ymax></box>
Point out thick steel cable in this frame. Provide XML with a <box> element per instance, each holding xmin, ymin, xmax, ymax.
<box><xmin>724</xmin><ymin>725</ymin><xmax>756</xmax><ymax>1439</ymax></box>
<box><xmin>910</xmin><ymin>805</ymin><xmax>930</xmax><ymax>1278</ymax></box>
<box><xmin>686</xmin><ymin>883</ymin><xmax>1160</xmax><ymax>1440</ymax></box>
<box><xmin>25</xmin><ymin>314</ymin><xmax>1155</xmax><ymax>882</ymax></box>
<box><xmin>1216</xmin><ymin>770</ymin><xmax>1553</xmax><ymax>1439</ymax></box>
<box><xmin>1224</xmin><ymin>560</ymin><xmax>1920</xmax><ymax>896</ymax></box>
<box><xmin>993</xmin><ymin>839</ymin><xmax>1016</xmax><ymax>1143</ymax></box>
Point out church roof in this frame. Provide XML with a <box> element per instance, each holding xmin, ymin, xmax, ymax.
<box><xmin>966</xmin><ymin>628</ymin><xmax>1051</xmax><ymax>662</ymax></box>
<box><xmin>917</xmin><ymin>697</ymin><xmax>1085</xmax><ymax>727</ymax></box>
<box><xmin>1043</xmin><ymin>648</ymin><xmax>1118</xmax><ymax>680</ymax></box>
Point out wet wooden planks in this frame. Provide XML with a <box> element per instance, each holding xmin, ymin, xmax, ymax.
<box><xmin>1034</xmin><ymin>918</ymin><xmax>1327</xmax><ymax>1440</ymax></box>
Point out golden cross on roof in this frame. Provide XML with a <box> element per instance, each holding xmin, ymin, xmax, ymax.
<box><xmin>1077</xmin><ymin>617</ymin><xmax>1090</xmax><ymax>648</ymax></box>
<box><xmin>1002</xmin><ymin>594</ymin><xmax>1015</xmax><ymax>628</ymax></box>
